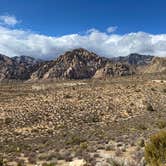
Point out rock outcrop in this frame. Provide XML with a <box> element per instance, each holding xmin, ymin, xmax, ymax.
<box><xmin>30</xmin><ymin>48</ymin><xmax>108</xmax><ymax>80</ymax></box>
<box><xmin>111</xmin><ymin>53</ymin><xmax>154</xmax><ymax>66</ymax></box>
<box><xmin>1</xmin><ymin>49</ymin><xmax>165</xmax><ymax>81</ymax></box>
<box><xmin>0</xmin><ymin>54</ymin><xmax>41</xmax><ymax>81</ymax></box>
<box><xmin>144</xmin><ymin>57</ymin><xmax>166</xmax><ymax>73</ymax></box>
<box><xmin>93</xmin><ymin>62</ymin><xmax>135</xmax><ymax>79</ymax></box>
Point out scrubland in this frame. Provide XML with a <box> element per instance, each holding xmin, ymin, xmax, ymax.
<box><xmin>0</xmin><ymin>73</ymin><xmax>166</xmax><ymax>166</ymax></box>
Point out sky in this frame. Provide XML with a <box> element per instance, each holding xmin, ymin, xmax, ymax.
<box><xmin>0</xmin><ymin>0</ymin><xmax>166</xmax><ymax>59</ymax></box>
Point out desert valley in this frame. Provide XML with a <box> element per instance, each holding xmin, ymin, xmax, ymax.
<box><xmin>0</xmin><ymin>48</ymin><xmax>166</xmax><ymax>166</ymax></box>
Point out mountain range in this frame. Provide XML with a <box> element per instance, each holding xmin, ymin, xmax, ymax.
<box><xmin>0</xmin><ymin>48</ymin><xmax>165</xmax><ymax>81</ymax></box>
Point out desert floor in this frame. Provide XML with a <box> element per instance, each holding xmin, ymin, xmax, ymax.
<box><xmin>0</xmin><ymin>73</ymin><xmax>166</xmax><ymax>166</ymax></box>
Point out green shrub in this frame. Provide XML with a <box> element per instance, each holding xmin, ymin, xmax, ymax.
<box><xmin>145</xmin><ymin>130</ymin><xmax>166</xmax><ymax>166</ymax></box>
<box><xmin>137</xmin><ymin>138</ymin><xmax>145</xmax><ymax>147</ymax></box>
<box><xmin>66</xmin><ymin>135</ymin><xmax>86</xmax><ymax>145</ymax></box>
<box><xmin>80</xmin><ymin>142</ymin><xmax>88</xmax><ymax>150</ymax></box>
<box><xmin>137</xmin><ymin>124</ymin><xmax>147</xmax><ymax>130</ymax></box>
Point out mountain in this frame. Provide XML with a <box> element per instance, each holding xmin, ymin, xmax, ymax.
<box><xmin>0</xmin><ymin>49</ymin><xmax>165</xmax><ymax>81</ymax></box>
<box><xmin>30</xmin><ymin>48</ymin><xmax>108</xmax><ymax>80</ymax></box>
<box><xmin>111</xmin><ymin>53</ymin><xmax>154</xmax><ymax>66</ymax></box>
<box><xmin>12</xmin><ymin>55</ymin><xmax>42</xmax><ymax>66</ymax></box>
<box><xmin>144</xmin><ymin>57</ymin><xmax>166</xmax><ymax>73</ymax></box>
<box><xmin>30</xmin><ymin>48</ymin><xmax>139</xmax><ymax>81</ymax></box>
<box><xmin>93</xmin><ymin>62</ymin><xmax>135</xmax><ymax>79</ymax></box>
<box><xmin>0</xmin><ymin>54</ymin><xmax>41</xmax><ymax>81</ymax></box>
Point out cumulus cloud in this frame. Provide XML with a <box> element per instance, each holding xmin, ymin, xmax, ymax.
<box><xmin>0</xmin><ymin>15</ymin><xmax>19</xmax><ymax>26</ymax></box>
<box><xmin>0</xmin><ymin>23</ymin><xmax>166</xmax><ymax>59</ymax></box>
<box><xmin>107</xmin><ymin>26</ymin><xmax>118</xmax><ymax>33</ymax></box>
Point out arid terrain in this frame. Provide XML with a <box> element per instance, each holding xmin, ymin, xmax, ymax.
<box><xmin>0</xmin><ymin>72</ymin><xmax>166</xmax><ymax>166</ymax></box>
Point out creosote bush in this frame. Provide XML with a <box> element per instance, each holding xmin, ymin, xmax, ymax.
<box><xmin>146</xmin><ymin>103</ymin><xmax>155</xmax><ymax>112</ymax></box>
<box><xmin>145</xmin><ymin>130</ymin><xmax>166</xmax><ymax>166</ymax></box>
<box><xmin>157</xmin><ymin>120</ymin><xmax>166</xmax><ymax>129</ymax></box>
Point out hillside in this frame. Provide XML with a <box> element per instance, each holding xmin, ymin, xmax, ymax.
<box><xmin>30</xmin><ymin>48</ymin><xmax>108</xmax><ymax>80</ymax></box>
<box><xmin>111</xmin><ymin>53</ymin><xmax>154</xmax><ymax>66</ymax></box>
<box><xmin>0</xmin><ymin>54</ymin><xmax>40</xmax><ymax>80</ymax></box>
<box><xmin>0</xmin><ymin>49</ymin><xmax>165</xmax><ymax>81</ymax></box>
<box><xmin>144</xmin><ymin>57</ymin><xmax>166</xmax><ymax>73</ymax></box>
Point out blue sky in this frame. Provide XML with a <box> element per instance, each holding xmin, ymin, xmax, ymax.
<box><xmin>1</xmin><ymin>0</ymin><xmax>166</xmax><ymax>35</ymax></box>
<box><xmin>0</xmin><ymin>0</ymin><xmax>166</xmax><ymax>59</ymax></box>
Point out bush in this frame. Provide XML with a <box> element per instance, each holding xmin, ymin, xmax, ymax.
<box><xmin>146</xmin><ymin>103</ymin><xmax>155</xmax><ymax>112</ymax></box>
<box><xmin>66</xmin><ymin>135</ymin><xmax>86</xmax><ymax>145</ymax></box>
<box><xmin>4</xmin><ymin>117</ymin><xmax>13</xmax><ymax>125</ymax></box>
<box><xmin>80</xmin><ymin>142</ymin><xmax>88</xmax><ymax>150</ymax></box>
<box><xmin>0</xmin><ymin>158</ymin><xmax>4</xmax><ymax>166</ymax></box>
<box><xmin>157</xmin><ymin>120</ymin><xmax>166</xmax><ymax>129</ymax></box>
<box><xmin>145</xmin><ymin>130</ymin><xmax>166</xmax><ymax>166</ymax></box>
<box><xmin>163</xmin><ymin>88</ymin><xmax>166</xmax><ymax>93</ymax></box>
<box><xmin>137</xmin><ymin>124</ymin><xmax>147</xmax><ymax>130</ymax></box>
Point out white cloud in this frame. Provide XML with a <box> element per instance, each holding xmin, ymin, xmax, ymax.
<box><xmin>0</xmin><ymin>24</ymin><xmax>166</xmax><ymax>59</ymax></box>
<box><xmin>107</xmin><ymin>26</ymin><xmax>118</xmax><ymax>33</ymax></box>
<box><xmin>0</xmin><ymin>15</ymin><xmax>19</xmax><ymax>26</ymax></box>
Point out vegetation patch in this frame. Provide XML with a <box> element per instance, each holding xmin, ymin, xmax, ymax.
<box><xmin>145</xmin><ymin>130</ymin><xmax>166</xmax><ymax>166</ymax></box>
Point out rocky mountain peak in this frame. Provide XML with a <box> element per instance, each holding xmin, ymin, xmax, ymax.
<box><xmin>57</xmin><ymin>48</ymin><xmax>102</xmax><ymax>62</ymax></box>
<box><xmin>31</xmin><ymin>48</ymin><xmax>108</xmax><ymax>80</ymax></box>
<box><xmin>0</xmin><ymin>54</ymin><xmax>12</xmax><ymax>63</ymax></box>
<box><xmin>0</xmin><ymin>49</ymin><xmax>166</xmax><ymax>81</ymax></box>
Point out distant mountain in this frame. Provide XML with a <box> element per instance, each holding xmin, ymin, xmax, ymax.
<box><xmin>12</xmin><ymin>55</ymin><xmax>42</xmax><ymax>65</ymax></box>
<box><xmin>111</xmin><ymin>53</ymin><xmax>154</xmax><ymax>66</ymax></box>
<box><xmin>0</xmin><ymin>49</ymin><xmax>165</xmax><ymax>81</ymax></box>
<box><xmin>30</xmin><ymin>48</ymin><xmax>140</xmax><ymax>81</ymax></box>
<box><xmin>0</xmin><ymin>54</ymin><xmax>41</xmax><ymax>80</ymax></box>
<box><xmin>30</xmin><ymin>48</ymin><xmax>108</xmax><ymax>80</ymax></box>
<box><xmin>144</xmin><ymin>57</ymin><xmax>166</xmax><ymax>73</ymax></box>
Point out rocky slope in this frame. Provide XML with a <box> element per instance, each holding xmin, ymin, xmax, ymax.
<box><xmin>93</xmin><ymin>62</ymin><xmax>135</xmax><ymax>79</ymax></box>
<box><xmin>0</xmin><ymin>49</ymin><xmax>165</xmax><ymax>81</ymax></box>
<box><xmin>144</xmin><ymin>57</ymin><xmax>166</xmax><ymax>73</ymax></box>
<box><xmin>30</xmin><ymin>48</ymin><xmax>140</xmax><ymax>81</ymax></box>
<box><xmin>30</xmin><ymin>48</ymin><xmax>109</xmax><ymax>80</ymax></box>
<box><xmin>111</xmin><ymin>53</ymin><xmax>154</xmax><ymax>66</ymax></box>
<box><xmin>0</xmin><ymin>54</ymin><xmax>40</xmax><ymax>80</ymax></box>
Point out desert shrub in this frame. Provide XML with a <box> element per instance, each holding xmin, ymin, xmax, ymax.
<box><xmin>163</xmin><ymin>88</ymin><xmax>166</xmax><ymax>93</ymax></box>
<box><xmin>145</xmin><ymin>130</ymin><xmax>166</xmax><ymax>166</ymax></box>
<box><xmin>107</xmin><ymin>158</ymin><xmax>124</xmax><ymax>166</ymax></box>
<box><xmin>66</xmin><ymin>135</ymin><xmax>86</xmax><ymax>145</ymax></box>
<box><xmin>137</xmin><ymin>124</ymin><xmax>147</xmax><ymax>130</ymax></box>
<box><xmin>4</xmin><ymin>117</ymin><xmax>13</xmax><ymax>125</ymax></box>
<box><xmin>63</xmin><ymin>94</ymin><xmax>72</xmax><ymax>99</ymax></box>
<box><xmin>137</xmin><ymin>138</ymin><xmax>145</xmax><ymax>147</ymax></box>
<box><xmin>17</xmin><ymin>160</ymin><xmax>25</xmax><ymax>166</ymax></box>
<box><xmin>151</xmin><ymin>87</ymin><xmax>156</xmax><ymax>91</ymax></box>
<box><xmin>135</xmin><ymin>89</ymin><xmax>141</xmax><ymax>92</ymax></box>
<box><xmin>157</xmin><ymin>120</ymin><xmax>166</xmax><ymax>129</ymax></box>
<box><xmin>42</xmin><ymin>163</ymin><xmax>56</xmax><ymax>166</ymax></box>
<box><xmin>146</xmin><ymin>103</ymin><xmax>155</xmax><ymax>112</ymax></box>
<box><xmin>28</xmin><ymin>155</ymin><xmax>36</xmax><ymax>164</ymax></box>
<box><xmin>80</xmin><ymin>142</ymin><xmax>88</xmax><ymax>150</ymax></box>
<box><xmin>0</xmin><ymin>157</ymin><xmax>4</xmax><ymax>166</ymax></box>
<box><xmin>82</xmin><ymin>112</ymin><xmax>100</xmax><ymax>123</ymax></box>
